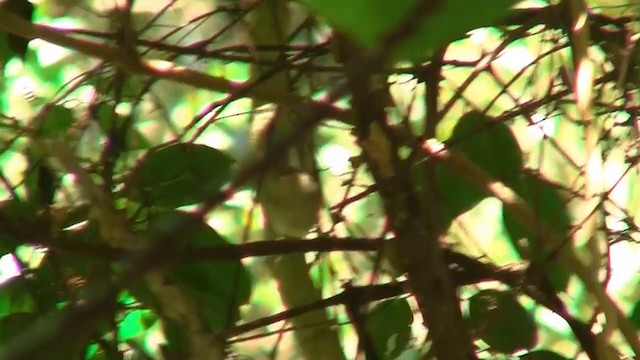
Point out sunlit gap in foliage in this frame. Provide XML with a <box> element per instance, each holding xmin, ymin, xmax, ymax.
<box><xmin>0</xmin><ymin>254</ymin><xmax>21</xmax><ymax>284</ymax></box>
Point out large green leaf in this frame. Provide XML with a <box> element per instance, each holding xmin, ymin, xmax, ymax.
<box><xmin>450</xmin><ymin>111</ymin><xmax>523</xmax><ymax>185</ymax></box>
<box><xmin>435</xmin><ymin>164</ymin><xmax>486</xmax><ymax>224</ymax></box>
<box><xmin>0</xmin><ymin>31</ymin><xmax>12</xmax><ymax>71</ymax></box>
<box><xmin>467</xmin><ymin>289</ymin><xmax>537</xmax><ymax>354</ymax></box>
<box><xmin>520</xmin><ymin>350</ymin><xmax>569</xmax><ymax>360</ymax></box>
<box><xmin>301</xmin><ymin>0</ymin><xmax>517</xmax><ymax>61</ymax></box>
<box><xmin>503</xmin><ymin>173</ymin><xmax>572</xmax><ymax>291</ymax></box>
<box><xmin>365</xmin><ymin>298</ymin><xmax>413</xmax><ymax>360</ymax></box>
<box><xmin>402</xmin><ymin>0</ymin><xmax>517</xmax><ymax>60</ymax></box>
<box><xmin>0</xmin><ymin>0</ymin><xmax>34</xmax><ymax>60</ymax></box>
<box><xmin>0</xmin><ymin>312</ymin><xmax>37</xmax><ymax>343</ymax></box>
<box><xmin>303</xmin><ymin>0</ymin><xmax>414</xmax><ymax>50</ymax></box>
<box><xmin>628</xmin><ymin>296</ymin><xmax>640</xmax><ymax>329</ymax></box>
<box><xmin>0</xmin><ymin>278</ymin><xmax>35</xmax><ymax>318</ymax></box>
<box><xmin>0</xmin><ymin>228</ymin><xmax>20</xmax><ymax>256</ymax></box>
<box><xmin>0</xmin><ymin>311</ymin><xmax>94</xmax><ymax>360</ymax></box>
<box><xmin>436</xmin><ymin>111</ymin><xmax>523</xmax><ymax>223</ymax></box>
<box><xmin>19</xmin><ymin>260</ymin><xmax>60</xmax><ymax>314</ymax></box>
<box><xmin>149</xmin><ymin>211</ymin><xmax>253</xmax><ymax>331</ymax></box>
<box><xmin>38</xmin><ymin>105</ymin><xmax>75</xmax><ymax>140</ymax></box>
<box><xmin>126</xmin><ymin>143</ymin><xmax>234</xmax><ymax>209</ymax></box>
<box><xmin>161</xmin><ymin>317</ymin><xmax>190</xmax><ymax>359</ymax></box>
<box><xmin>503</xmin><ymin>173</ymin><xmax>572</xmax><ymax>241</ymax></box>
<box><xmin>0</xmin><ymin>197</ymin><xmax>39</xmax><ymax>254</ymax></box>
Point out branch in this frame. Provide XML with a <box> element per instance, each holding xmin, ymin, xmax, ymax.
<box><xmin>222</xmin><ymin>245</ymin><xmax>595</xmax><ymax>357</ymax></box>
<box><xmin>226</xmin><ymin>281</ymin><xmax>406</xmax><ymax>339</ymax></box>
<box><xmin>422</xmin><ymin>139</ymin><xmax>640</xmax><ymax>357</ymax></box>
<box><xmin>502</xmin><ymin>4</ymin><xmax>629</xmax><ymax>45</ymax></box>
<box><xmin>0</xmin><ymin>8</ymin><xmax>353</xmax><ymax>123</ymax></box>
<box><xmin>38</xmin><ymin>229</ymin><xmax>599</xmax><ymax>353</ymax></box>
<box><xmin>42</xmin><ymin>236</ymin><xmax>381</xmax><ymax>260</ymax></box>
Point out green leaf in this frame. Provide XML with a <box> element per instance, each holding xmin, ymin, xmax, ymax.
<box><xmin>503</xmin><ymin>173</ymin><xmax>572</xmax><ymax>291</ymax></box>
<box><xmin>149</xmin><ymin>211</ymin><xmax>253</xmax><ymax>331</ymax></box>
<box><xmin>0</xmin><ymin>0</ymin><xmax>34</xmax><ymax>59</ymax></box>
<box><xmin>0</xmin><ymin>33</ymin><xmax>12</xmax><ymax>70</ymax></box>
<box><xmin>126</xmin><ymin>143</ymin><xmax>234</xmax><ymax>208</ymax></box>
<box><xmin>301</xmin><ymin>0</ymin><xmax>517</xmax><ymax>61</ymax></box>
<box><xmin>0</xmin><ymin>311</ymin><xmax>94</xmax><ymax>360</ymax></box>
<box><xmin>0</xmin><ymin>196</ymin><xmax>38</xmax><ymax>224</ymax></box>
<box><xmin>365</xmin><ymin>298</ymin><xmax>413</xmax><ymax>360</ymax></box>
<box><xmin>436</xmin><ymin>111</ymin><xmax>523</xmax><ymax>224</ymax></box>
<box><xmin>436</xmin><ymin>164</ymin><xmax>486</xmax><ymax>224</ymax></box>
<box><xmin>0</xmin><ymin>278</ymin><xmax>35</xmax><ymax>318</ymax></box>
<box><xmin>629</xmin><ymin>297</ymin><xmax>640</xmax><ymax>329</ymax></box>
<box><xmin>520</xmin><ymin>350</ymin><xmax>569</xmax><ymax>360</ymax></box>
<box><xmin>118</xmin><ymin>309</ymin><xmax>154</xmax><ymax>343</ymax></box>
<box><xmin>0</xmin><ymin>312</ymin><xmax>37</xmax><ymax>342</ymax></box>
<box><xmin>0</xmin><ymin>229</ymin><xmax>19</xmax><ymax>256</ymax></box>
<box><xmin>303</xmin><ymin>0</ymin><xmax>415</xmax><ymax>50</ymax></box>
<box><xmin>17</xmin><ymin>259</ymin><xmax>61</xmax><ymax>314</ymax></box>
<box><xmin>39</xmin><ymin>105</ymin><xmax>75</xmax><ymax>139</ymax></box>
<box><xmin>161</xmin><ymin>317</ymin><xmax>190</xmax><ymax>359</ymax></box>
<box><xmin>450</xmin><ymin>111</ymin><xmax>523</xmax><ymax>185</ymax></box>
<box><xmin>399</xmin><ymin>0</ymin><xmax>517</xmax><ymax>60</ymax></box>
<box><xmin>0</xmin><ymin>197</ymin><xmax>40</xmax><ymax>254</ymax></box>
<box><xmin>467</xmin><ymin>289</ymin><xmax>537</xmax><ymax>353</ymax></box>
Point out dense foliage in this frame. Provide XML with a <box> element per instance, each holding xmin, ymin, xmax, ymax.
<box><xmin>0</xmin><ymin>0</ymin><xmax>639</xmax><ymax>359</ymax></box>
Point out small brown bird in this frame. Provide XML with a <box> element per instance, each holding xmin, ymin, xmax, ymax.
<box><xmin>258</xmin><ymin>166</ymin><xmax>322</xmax><ymax>238</ymax></box>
